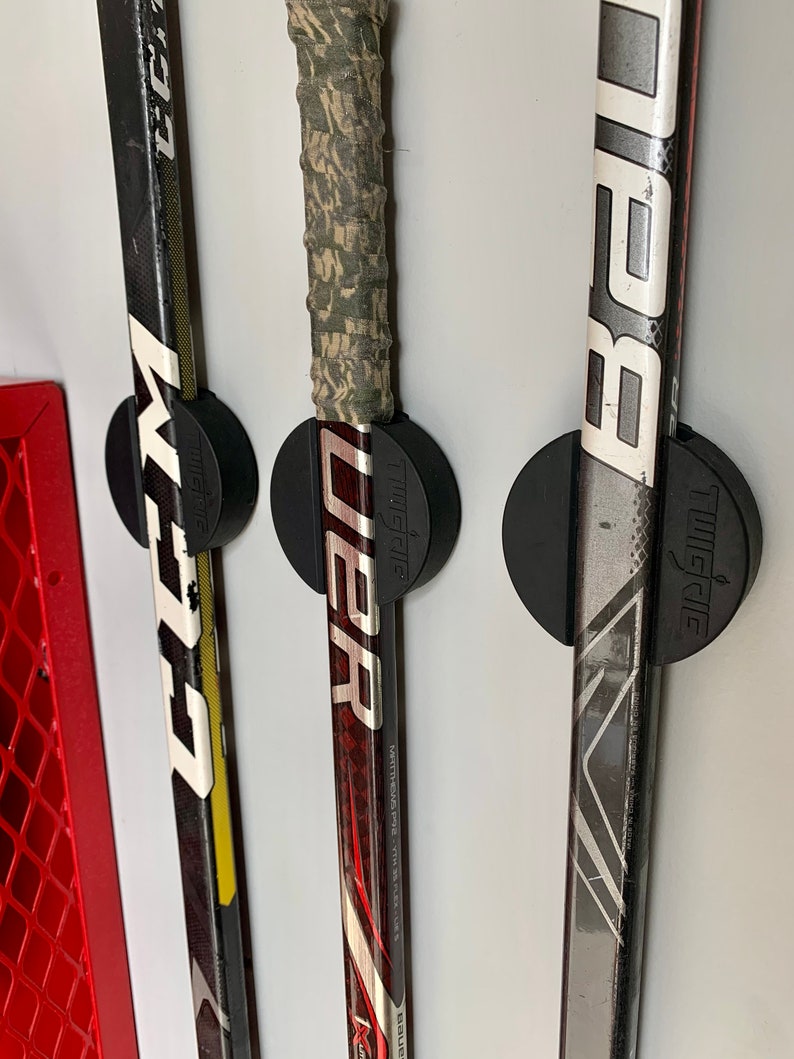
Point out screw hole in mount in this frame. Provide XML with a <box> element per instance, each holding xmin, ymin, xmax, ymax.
<box><xmin>47</xmin><ymin>572</ymin><xmax>61</xmax><ymax>587</ymax></box>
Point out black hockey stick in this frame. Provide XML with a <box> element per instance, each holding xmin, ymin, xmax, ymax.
<box><xmin>271</xmin><ymin>3</ymin><xmax>460</xmax><ymax>1054</ymax></box>
<box><xmin>97</xmin><ymin>1</ymin><xmax>257</xmax><ymax>1054</ymax></box>
<box><xmin>503</xmin><ymin>2</ymin><xmax>762</xmax><ymax>1056</ymax></box>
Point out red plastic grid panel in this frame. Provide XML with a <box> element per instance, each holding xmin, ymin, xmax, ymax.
<box><xmin>0</xmin><ymin>383</ymin><xmax>138</xmax><ymax>1059</ymax></box>
<box><xmin>0</xmin><ymin>437</ymin><xmax>98</xmax><ymax>1059</ymax></box>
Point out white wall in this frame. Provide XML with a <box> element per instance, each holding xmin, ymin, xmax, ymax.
<box><xmin>0</xmin><ymin>2</ymin><xmax>790</xmax><ymax>1056</ymax></box>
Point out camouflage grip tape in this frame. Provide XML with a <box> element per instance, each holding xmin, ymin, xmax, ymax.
<box><xmin>287</xmin><ymin>0</ymin><xmax>394</xmax><ymax>424</ymax></box>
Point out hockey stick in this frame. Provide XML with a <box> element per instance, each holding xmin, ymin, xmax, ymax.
<box><xmin>97</xmin><ymin>1</ymin><xmax>256</xmax><ymax>1055</ymax></box>
<box><xmin>503</xmin><ymin>2</ymin><xmax>762</xmax><ymax>1056</ymax></box>
<box><xmin>272</xmin><ymin>3</ymin><xmax>460</xmax><ymax>1054</ymax></box>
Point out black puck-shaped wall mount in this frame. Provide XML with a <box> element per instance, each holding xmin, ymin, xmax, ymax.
<box><xmin>106</xmin><ymin>390</ymin><xmax>258</xmax><ymax>555</ymax></box>
<box><xmin>270</xmin><ymin>413</ymin><xmax>461</xmax><ymax>604</ymax></box>
<box><xmin>502</xmin><ymin>424</ymin><xmax>762</xmax><ymax>665</ymax></box>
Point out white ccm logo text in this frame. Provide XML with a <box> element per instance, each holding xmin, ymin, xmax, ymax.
<box><xmin>148</xmin><ymin>0</ymin><xmax>176</xmax><ymax>160</ymax></box>
<box><xmin>130</xmin><ymin>316</ymin><xmax>213</xmax><ymax>799</ymax></box>
<box><xmin>582</xmin><ymin>0</ymin><xmax>682</xmax><ymax>487</ymax></box>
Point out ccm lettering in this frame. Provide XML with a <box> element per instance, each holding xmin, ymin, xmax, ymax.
<box><xmin>131</xmin><ymin>315</ymin><xmax>213</xmax><ymax>799</ymax></box>
<box><xmin>148</xmin><ymin>0</ymin><xmax>176</xmax><ymax>159</ymax></box>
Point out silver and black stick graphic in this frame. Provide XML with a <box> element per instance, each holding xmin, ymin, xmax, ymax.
<box><xmin>503</xmin><ymin>2</ymin><xmax>762</xmax><ymax>1056</ymax></box>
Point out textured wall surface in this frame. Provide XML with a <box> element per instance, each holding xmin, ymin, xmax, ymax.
<box><xmin>0</xmin><ymin>2</ymin><xmax>790</xmax><ymax>1056</ymax></box>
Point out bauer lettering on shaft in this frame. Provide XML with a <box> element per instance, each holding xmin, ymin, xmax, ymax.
<box><xmin>272</xmin><ymin>2</ymin><xmax>460</xmax><ymax>1055</ymax></box>
<box><xmin>503</xmin><ymin>2</ymin><xmax>761</xmax><ymax>1056</ymax></box>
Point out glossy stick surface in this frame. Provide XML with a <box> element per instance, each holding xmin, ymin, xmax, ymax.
<box><xmin>319</xmin><ymin>421</ymin><xmax>407</xmax><ymax>1054</ymax></box>
<box><xmin>561</xmin><ymin>2</ymin><xmax>702</xmax><ymax>1056</ymax></box>
<box><xmin>96</xmin><ymin>1</ymin><xmax>252</xmax><ymax>1054</ymax></box>
<box><xmin>287</xmin><ymin>2</ymin><xmax>409</xmax><ymax>1053</ymax></box>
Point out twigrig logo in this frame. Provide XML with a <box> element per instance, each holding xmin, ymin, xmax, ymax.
<box><xmin>376</xmin><ymin>459</ymin><xmax>419</xmax><ymax>584</ymax></box>
<box><xmin>667</xmin><ymin>484</ymin><xmax>728</xmax><ymax>638</ymax></box>
<box><xmin>184</xmin><ymin>431</ymin><xmax>211</xmax><ymax>536</ymax></box>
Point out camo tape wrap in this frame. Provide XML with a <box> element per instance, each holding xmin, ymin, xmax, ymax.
<box><xmin>287</xmin><ymin>0</ymin><xmax>394</xmax><ymax>424</ymax></box>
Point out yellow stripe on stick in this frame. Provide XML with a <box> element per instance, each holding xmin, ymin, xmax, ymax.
<box><xmin>196</xmin><ymin>550</ymin><xmax>237</xmax><ymax>906</ymax></box>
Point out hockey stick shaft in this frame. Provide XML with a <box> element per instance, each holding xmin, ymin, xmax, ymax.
<box><xmin>561</xmin><ymin>2</ymin><xmax>702</xmax><ymax>1056</ymax></box>
<box><xmin>287</xmin><ymin>2</ymin><xmax>409</xmax><ymax>1054</ymax></box>
<box><xmin>318</xmin><ymin>421</ymin><xmax>407</xmax><ymax>1055</ymax></box>
<box><xmin>96</xmin><ymin>1</ymin><xmax>251</xmax><ymax>1054</ymax></box>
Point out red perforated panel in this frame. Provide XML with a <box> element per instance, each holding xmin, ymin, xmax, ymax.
<box><xmin>0</xmin><ymin>382</ymin><xmax>137</xmax><ymax>1059</ymax></box>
